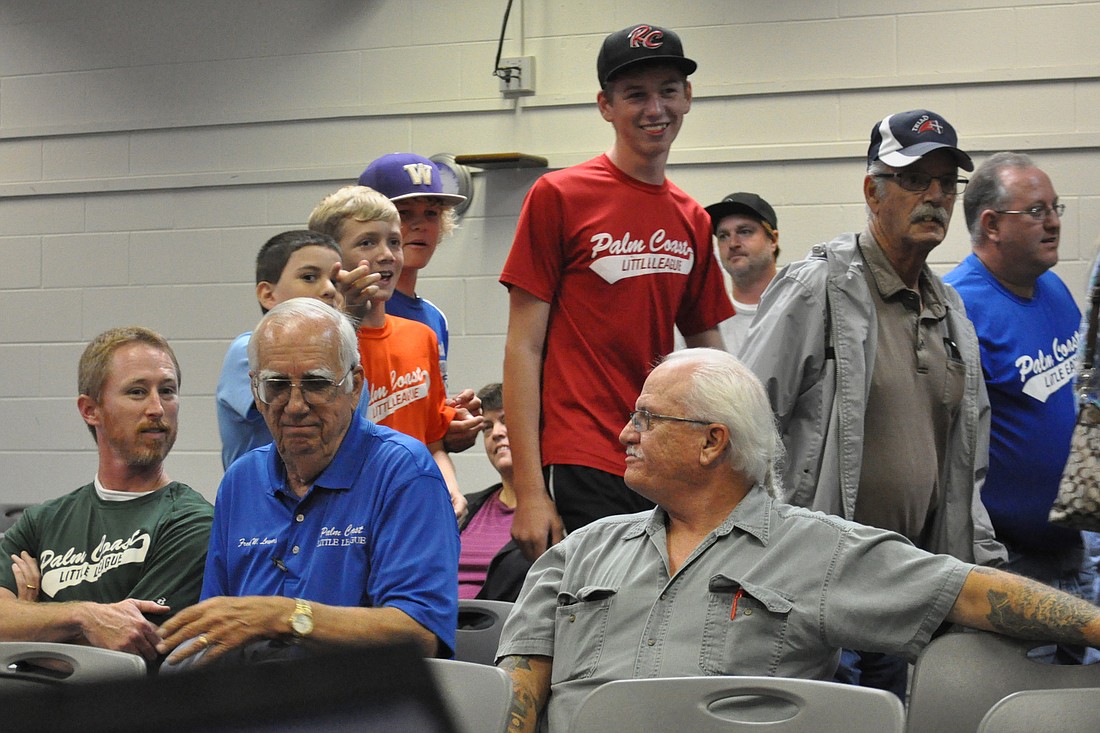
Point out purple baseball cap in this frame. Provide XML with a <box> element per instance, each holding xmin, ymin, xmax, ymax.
<box><xmin>357</xmin><ymin>153</ymin><xmax>467</xmax><ymax>205</ymax></box>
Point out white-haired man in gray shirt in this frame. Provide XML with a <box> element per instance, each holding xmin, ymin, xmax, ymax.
<box><xmin>497</xmin><ymin>348</ymin><xmax>1100</xmax><ymax>733</ymax></box>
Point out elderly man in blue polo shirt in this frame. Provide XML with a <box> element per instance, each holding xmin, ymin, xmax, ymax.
<box><xmin>497</xmin><ymin>349</ymin><xmax>1100</xmax><ymax>733</ymax></box>
<box><xmin>158</xmin><ymin>298</ymin><xmax>459</xmax><ymax>665</ymax></box>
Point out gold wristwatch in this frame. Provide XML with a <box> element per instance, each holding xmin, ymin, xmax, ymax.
<box><xmin>289</xmin><ymin>598</ymin><xmax>314</xmax><ymax>642</ymax></box>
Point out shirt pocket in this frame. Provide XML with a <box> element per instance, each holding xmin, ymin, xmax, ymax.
<box><xmin>700</xmin><ymin>574</ymin><xmax>793</xmax><ymax>675</ymax></box>
<box><xmin>942</xmin><ymin>351</ymin><xmax>966</xmax><ymax>417</ymax></box>
<box><xmin>552</xmin><ymin>585</ymin><xmax>616</xmax><ymax>683</ymax></box>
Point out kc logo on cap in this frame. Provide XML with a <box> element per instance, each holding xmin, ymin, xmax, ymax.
<box><xmin>628</xmin><ymin>25</ymin><xmax>664</xmax><ymax>49</ymax></box>
<box><xmin>597</xmin><ymin>23</ymin><xmax>697</xmax><ymax>87</ymax></box>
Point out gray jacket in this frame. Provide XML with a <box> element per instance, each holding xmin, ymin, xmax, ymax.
<box><xmin>739</xmin><ymin>232</ymin><xmax>1005</xmax><ymax>565</ymax></box>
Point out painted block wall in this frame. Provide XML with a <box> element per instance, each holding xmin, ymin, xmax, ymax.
<box><xmin>1</xmin><ymin>1</ymin><xmax>1098</xmax><ymax>504</ymax></box>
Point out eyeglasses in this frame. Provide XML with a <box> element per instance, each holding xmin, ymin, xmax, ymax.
<box><xmin>253</xmin><ymin>368</ymin><xmax>353</xmax><ymax>406</ymax></box>
<box><xmin>994</xmin><ymin>203</ymin><xmax>1065</xmax><ymax>221</ymax></box>
<box><xmin>629</xmin><ymin>409</ymin><xmax>711</xmax><ymax>433</ymax></box>
<box><xmin>872</xmin><ymin>172</ymin><xmax>968</xmax><ymax>195</ymax></box>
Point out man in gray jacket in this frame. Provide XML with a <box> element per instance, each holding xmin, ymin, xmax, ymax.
<box><xmin>740</xmin><ymin>109</ymin><xmax>1005</xmax><ymax>698</ymax></box>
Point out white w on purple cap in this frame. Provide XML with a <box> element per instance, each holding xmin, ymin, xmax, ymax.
<box><xmin>867</xmin><ymin>109</ymin><xmax>974</xmax><ymax>172</ymax></box>
<box><xmin>357</xmin><ymin>152</ymin><xmax>468</xmax><ymax>205</ymax></box>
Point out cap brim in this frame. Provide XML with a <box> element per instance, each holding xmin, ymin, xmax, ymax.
<box><xmin>387</xmin><ymin>192</ymin><xmax>467</xmax><ymax>205</ymax></box>
<box><xmin>878</xmin><ymin>142</ymin><xmax>974</xmax><ymax>172</ymax></box>
<box><xmin>602</xmin><ymin>57</ymin><xmax>697</xmax><ymax>85</ymax></box>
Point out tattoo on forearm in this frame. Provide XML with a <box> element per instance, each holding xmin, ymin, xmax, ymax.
<box><xmin>977</xmin><ymin>568</ymin><xmax>1097</xmax><ymax>645</ymax></box>
<box><xmin>499</xmin><ymin>656</ymin><xmax>541</xmax><ymax>733</ymax></box>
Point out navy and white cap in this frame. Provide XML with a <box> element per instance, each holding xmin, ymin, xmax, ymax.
<box><xmin>357</xmin><ymin>153</ymin><xmax>467</xmax><ymax>205</ymax></box>
<box><xmin>597</xmin><ymin>24</ymin><xmax>697</xmax><ymax>87</ymax></box>
<box><xmin>867</xmin><ymin>109</ymin><xmax>974</xmax><ymax>172</ymax></box>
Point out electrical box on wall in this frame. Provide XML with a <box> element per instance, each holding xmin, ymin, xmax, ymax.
<box><xmin>498</xmin><ymin>56</ymin><xmax>536</xmax><ymax>96</ymax></box>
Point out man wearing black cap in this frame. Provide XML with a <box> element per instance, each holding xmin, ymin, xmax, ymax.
<box><xmin>704</xmin><ymin>192</ymin><xmax>780</xmax><ymax>354</ymax></box>
<box><xmin>740</xmin><ymin>110</ymin><xmax>1006</xmax><ymax>698</ymax></box>
<box><xmin>500</xmin><ymin>24</ymin><xmax>733</xmax><ymax>562</ymax></box>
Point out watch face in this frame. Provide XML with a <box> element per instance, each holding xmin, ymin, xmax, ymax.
<box><xmin>291</xmin><ymin>612</ymin><xmax>313</xmax><ymax>635</ymax></box>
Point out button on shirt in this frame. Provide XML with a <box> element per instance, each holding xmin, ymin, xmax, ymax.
<box><xmin>496</xmin><ymin>485</ymin><xmax>971</xmax><ymax>733</ymax></box>
<box><xmin>856</xmin><ymin>232</ymin><xmax>965</xmax><ymax>546</ymax></box>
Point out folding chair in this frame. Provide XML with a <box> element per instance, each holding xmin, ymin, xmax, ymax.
<box><xmin>569</xmin><ymin>676</ymin><xmax>905</xmax><ymax>733</ymax></box>
<box><xmin>907</xmin><ymin>631</ymin><xmax>1100</xmax><ymax>733</ymax></box>
<box><xmin>454</xmin><ymin>598</ymin><xmax>514</xmax><ymax>665</ymax></box>
<box><xmin>425</xmin><ymin>657</ymin><xmax>511</xmax><ymax>733</ymax></box>
<box><xmin>977</xmin><ymin>687</ymin><xmax>1100</xmax><ymax>733</ymax></box>
<box><xmin>0</xmin><ymin>642</ymin><xmax>146</xmax><ymax>693</ymax></box>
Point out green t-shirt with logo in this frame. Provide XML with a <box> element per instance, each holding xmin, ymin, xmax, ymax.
<box><xmin>0</xmin><ymin>482</ymin><xmax>213</xmax><ymax>622</ymax></box>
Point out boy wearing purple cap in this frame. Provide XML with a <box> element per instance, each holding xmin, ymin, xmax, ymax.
<box><xmin>740</xmin><ymin>110</ymin><xmax>1006</xmax><ymax>698</ymax></box>
<box><xmin>359</xmin><ymin>153</ymin><xmax>484</xmax><ymax>454</ymax></box>
<box><xmin>500</xmin><ymin>24</ymin><xmax>733</xmax><ymax>562</ymax></box>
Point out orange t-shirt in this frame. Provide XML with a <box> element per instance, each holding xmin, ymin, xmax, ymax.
<box><xmin>357</xmin><ymin>315</ymin><xmax>455</xmax><ymax>445</ymax></box>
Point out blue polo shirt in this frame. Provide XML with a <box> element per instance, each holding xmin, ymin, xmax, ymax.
<box><xmin>202</xmin><ymin>415</ymin><xmax>460</xmax><ymax>654</ymax></box>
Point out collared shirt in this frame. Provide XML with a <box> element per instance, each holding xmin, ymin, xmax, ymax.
<box><xmin>856</xmin><ymin>231</ymin><xmax>964</xmax><ymax>545</ymax></box>
<box><xmin>216</xmin><ymin>331</ymin><xmax>272</xmax><ymax>469</ymax></box>
<box><xmin>202</xmin><ymin>415</ymin><xmax>460</xmax><ymax>655</ymax></box>
<box><xmin>497</xmin><ymin>485</ymin><xmax>970</xmax><ymax>733</ymax></box>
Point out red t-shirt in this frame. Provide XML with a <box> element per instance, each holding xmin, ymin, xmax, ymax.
<box><xmin>500</xmin><ymin>154</ymin><xmax>733</xmax><ymax>476</ymax></box>
<box><xmin>357</xmin><ymin>315</ymin><xmax>455</xmax><ymax>445</ymax></box>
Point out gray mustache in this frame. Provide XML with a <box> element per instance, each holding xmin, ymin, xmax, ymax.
<box><xmin>910</xmin><ymin>205</ymin><xmax>949</xmax><ymax>226</ymax></box>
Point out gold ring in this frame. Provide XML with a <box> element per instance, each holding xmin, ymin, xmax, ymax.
<box><xmin>25</xmin><ymin>584</ymin><xmax>36</xmax><ymax>590</ymax></box>
<box><xmin>197</xmin><ymin>635</ymin><xmax>210</xmax><ymax>648</ymax></box>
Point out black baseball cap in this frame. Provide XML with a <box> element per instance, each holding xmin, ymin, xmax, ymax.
<box><xmin>867</xmin><ymin>109</ymin><xmax>973</xmax><ymax>171</ymax></box>
<box><xmin>597</xmin><ymin>24</ymin><xmax>697</xmax><ymax>87</ymax></box>
<box><xmin>705</xmin><ymin>192</ymin><xmax>778</xmax><ymax>234</ymax></box>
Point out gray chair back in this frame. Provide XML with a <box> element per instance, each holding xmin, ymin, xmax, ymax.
<box><xmin>0</xmin><ymin>504</ymin><xmax>30</xmax><ymax>538</ymax></box>
<box><xmin>425</xmin><ymin>657</ymin><xmax>511</xmax><ymax>733</ymax></box>
<box><xmin>977</xmin><ymin>687</ymin><xmax>1100</xmax><ymax>733</ymax></box>
<box><xmin>0</xmin><ymin>642</ymin><xmax>146</xmax><ymax>692</ymax></box>
<box><xmin>568</xmin><ymin>676</ymin><xmax>905</xmax><ymax>733</ymax></box>
<box><xmin>455</xmin><ymin>598</ymin><xmax>513</xmax><ymax>665</ymax></box>
<box><xmin>907</xmin><ymin>631</ymin><xmax>1100</xmax><ymax>733</ymax></box>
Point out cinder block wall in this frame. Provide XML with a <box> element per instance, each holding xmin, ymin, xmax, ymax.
<box><xmin>2</xmin><ymin>1</ymin><xmax>1098</xmax><ymax>503</ymax></box>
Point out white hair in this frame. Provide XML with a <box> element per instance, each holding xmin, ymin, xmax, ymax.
<box><xmin>661</xmin><ymin>348</ymin><xmax>784</xmax><ymax>496</ymax></box>
<box><xmin>248</xmin><ymin>297</ymin><xmax>360</xmax><ymax>374</ymax></box>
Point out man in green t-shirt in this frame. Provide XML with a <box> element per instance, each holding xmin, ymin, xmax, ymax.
<box><xmin>0</xmin><ymin>326</ymin><xmax>213</xmax><ymax>662</ymax></box>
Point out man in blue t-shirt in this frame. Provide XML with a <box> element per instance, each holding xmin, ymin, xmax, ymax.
<box><xmin>946</xmin><ymin>153</ymin><xmax>1092</xmax><ymax>658</ymax></box>
<box><xmin>158</xmin><ymin>298</ymin><xmax>459</xmax><ymax>666</ymax></box>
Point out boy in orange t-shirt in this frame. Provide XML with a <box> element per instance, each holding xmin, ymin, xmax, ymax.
<box><xmin>309</xmin><ymin>185</ymin><xmax>465</xmax><ymax>518</ymax></box>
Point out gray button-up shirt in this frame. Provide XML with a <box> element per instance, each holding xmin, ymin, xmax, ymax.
<box><xmin>497</xmin><ymin>485</ymin><xmax>972</xmax><ymax>733</ymax></box>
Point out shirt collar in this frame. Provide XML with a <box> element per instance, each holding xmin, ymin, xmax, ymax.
<box><xmin>858</xmin><ymin>229</ymin><xmax>947</xmax><ymax>318</ymax></box>
<box><xmin>627</xmin><ymin>484</ymin><xmax>774</xmax><ymax>545</ymax></box>
<box><xmin>266</xmin><ymin>415</ymin><xmax>375</xmax><ymax>498</ymax></box>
